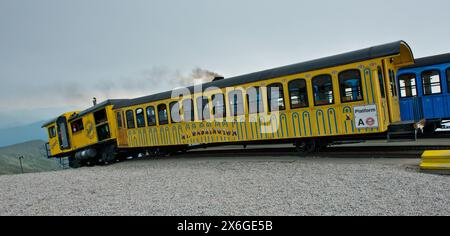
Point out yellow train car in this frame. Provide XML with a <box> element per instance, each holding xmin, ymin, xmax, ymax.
<box><xmin>42</xmin><ymin>100</ymin><xmax>127</xmax><ymax>167</ymax></box>
<box><xmin>113</xmin><ymin>41</ymin><xmax>414</xmax><ymax>154</ymax></box>
<box><xmin>42</xmin><ymin>41</ymin><xmax>415</xmax><ymax>167</ymax></box>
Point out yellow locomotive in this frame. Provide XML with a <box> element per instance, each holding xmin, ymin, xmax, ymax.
<box><xmin>43</xmin><ymin>41</ymin><xmax>415</xmax><ymax>167</ymax></box>
<box><xmin>42</xmin><ymin>100</ymin><xmax>127</xmax><ymax>167</ymax></box>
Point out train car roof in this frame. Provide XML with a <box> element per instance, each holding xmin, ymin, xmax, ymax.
<box><xmin>401</xmin><ymin>53</ymin><xmax>450</xmax><ymax>70</ymax></box>
<box><xmin>115</xmin><ymin>41</ymin><xmax>411</xmax><ymax>109</ymax></box>
<box><xmin>68</xmin><ymin>99</ymin><xmax>129</xmax><ymax>121</ymax></box>
<box><xmin>42</xmin><ymin>118</ymin><xmax>58</xmax><ymax>128</ymax></box>
<box><xmin>42</xmin><ymin>99</ymin><xmax>129</xmax><ymax>127</ymax></box>
<box><xmin>41</xmin><ymin>111</ymin><xmax>79</xmax><ymax>128</ymax></box>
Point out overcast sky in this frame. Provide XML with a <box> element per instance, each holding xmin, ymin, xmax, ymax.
<box><xmin>1</xmin><ymin>0</ymin><xmax>450</xmax><ymax>128</ymax></box>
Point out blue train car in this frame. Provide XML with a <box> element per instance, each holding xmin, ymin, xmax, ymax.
<box><xmin>397</xmin><ymin>53</ymin><xmax>450</xmax><ymax>132</ymax></box>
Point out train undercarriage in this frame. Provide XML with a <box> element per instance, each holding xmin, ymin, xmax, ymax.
<box><xmin>45</xmin><ymin>118</ymin><xmax>450</xmax><ymax>169</ymax></box>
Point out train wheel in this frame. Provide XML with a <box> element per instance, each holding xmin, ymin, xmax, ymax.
<box><xmin>100</xmin><ymin>145</ymin><xmax>117</xmax><ymax>165</ymax></box>
<box><xmin>304</xmin><ymin>139</ymin><xmax>316</xmax><ymax>153</ymax></box>
<box><xmin>154</xmin><ymin>148</ymin><xmax>161</xmax><ymax>157</ymax></box>
<box><xmin>315</xmin><ymin>141</ymin><xmax>329</xmax><ymax>152</ymax></box>
<box><xmin>295</xmin><ymin>139</ymin><xmax>316</xmax><ymax>153</ymax></box>
<box><xmin>68</xmin><ymin>157</ymin><xmax>81</xmax><ymax>168</ymax></box>
<box><xmin>116</xmin><ymin>153</ymin><xmax>127</xmax><ymax>162</ymax></box>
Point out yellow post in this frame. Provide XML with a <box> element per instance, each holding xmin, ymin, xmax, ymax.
<box><xmin>420</xmin><ymin>150</ymin><xmax>450</xmax><ymax>173</ymax></box>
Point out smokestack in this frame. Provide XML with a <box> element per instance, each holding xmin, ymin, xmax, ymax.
<box><xmin>93</xmin><ymin>97</ymin><xmax>97</xmax><ymax>106</ymax></box>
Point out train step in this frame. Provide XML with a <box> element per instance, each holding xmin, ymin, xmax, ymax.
<box><xmin>387</xmin><ymin>120</ymin><xmax>424</xmax><ymax>142</ymax></box>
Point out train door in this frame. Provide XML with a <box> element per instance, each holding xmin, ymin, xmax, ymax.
<box><xmin>397</xmin><ymin>72</ymin><xmax>422</xmax><ymax>121</ymax></box>
<box><xmin>94</xmin><ymin>109</ymin><xmax>111</xmax><ymax>141</ymax></box>
<box><xmin>382</xmin><ymin>59</ymin><xmax>401</xmax><ymax>123</ymax></box>
<box><xmin>376</xmin><ymin>66</ymin><xmax>389</xmax><ymax>126</ymax></box>
<box><xmin>420</xmin><ymin>69</ymin><xmax>446</xmax><ymax>120</ymax></box>
<box><xmin>56</xmin><ymin>116</ymin><xmax>71</xmax><ymax>150</ymax></box>
<box><xmin>116</xmin><ymin>111</ymin><xmax>128</xmax><ymax>147</ymax></box>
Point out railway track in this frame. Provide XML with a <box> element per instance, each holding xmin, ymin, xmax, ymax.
<box><xmin>420</xmin><ymin>131</ymin><xmax>450</xmax><ymax>139</ymax></box>
<box><xmin>177</xmin><ymin>144</ymin><xmax>450</xmax><ymax>159</ymax></box>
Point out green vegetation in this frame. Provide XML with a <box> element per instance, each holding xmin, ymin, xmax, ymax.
<box><xmin>0</xmin><ymin>140</ymin><xmax>62</xmax><ymax>175</ymax></box>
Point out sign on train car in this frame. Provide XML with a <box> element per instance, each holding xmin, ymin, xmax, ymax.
<box><xmin>354</xmin><ymin>105</ymin><xmax>379</xmax><ymax>129</ymax></box>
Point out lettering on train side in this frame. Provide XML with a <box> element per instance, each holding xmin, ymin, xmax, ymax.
<box><xmin>354</xmin><ymin>104</ymin><xmax>379</xmax><ymax>128</ymax></box>
<box><xmin>181</xmin><ymin>128</ymin><xmax>238</xmax><ymax>140</ymax></box>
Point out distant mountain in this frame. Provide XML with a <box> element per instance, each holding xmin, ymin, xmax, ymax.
<box><xmin>0</xmin><ymin>121</ymin><xmax>48</xmax><ymax>147</ymax></box>
<box><xmin>0</xmin><ymin>140</ymin><xmax>62</xmax><ymax>175</ymax></box>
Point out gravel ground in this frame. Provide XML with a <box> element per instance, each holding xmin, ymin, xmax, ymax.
<box><xmin>0</xmin><ymin>155</ymin><xmax>449</xmax><ymax>216</ymax></box>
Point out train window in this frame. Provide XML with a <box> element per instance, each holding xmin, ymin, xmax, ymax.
<box><xmin>48</xmin><ymin>126</ymin><xmax>56</xmax><ymax>138</ymax></box>
<box><xmin>422</xmin><ymin>70</ymin><xmax>442</xmax><ymax>95</ymax></box>
<box><xmin>267</xmin><ymin>83</ymin><xmax>285</xmax><ymax>112</ymax></box>
<box><xmin>246</xmin><ymin>87</ymin><xmax>264</xmax><ymax>114</ymax></box>
<box><xmin>202</xmin><ymin>97</ymin><xmax>211</xmax><ymax>120</ymax></box>
<box><xmin>377</xmin><ymin>66</ymin><xmax>386</xmax><ymax>98</ymax></box>
<box><xmin>135</xmin><ymin>108</ymin><xmax>145</xmax><ymax>128</ymax></box>
<box><xmin>126</xmin><ymin>110</ymin><xmax>135</xmax><ymax>129</ymax></box>
<box><xmin>157</xmin><ymin>104</ymin><xmax>169</xmax><ymax>125</ymax></box>
<box><xmin>97</xmin><ymin>123</ymin><xmax>111</xmax><ymax>141</ymax></box>
<box><xmin>212</xmin><ymin>93</ymin><xmax>226</xmax><ymax>118</ymax></box>
<box><xmin>228</xmin><ymin>90</ymin><xmax>245</xmax><ymax>116</ymax></box>
<box><xmin>446</xmin><ymin>68</ymin><xmax>450</xmax><ymax>93</ymax></box>
<box><xmin>182</xmin><ymin>99</ymin><xmax>194</xmax><ymax>122</ymax></box>
<box><xmin>70</xmin><ymin>119</ymin><xmax>84</xmax><ymax>133</ymax></box>
<box><xmin>196</xmin><ymin>96</ymin><xmax>210</xmax><ymax>120</ymax></box>
<box><xmin>339</xmin><ymin>70</ymin><xmax>363</xmax><ymax>103</ymax></box>
<box><xmin>288</xmin><ymin>79</ymin><xmax>309</xmax><ymax>109</ymax></box>
<box><xmin>398</xmin><ymin>74</ymin><xmax>417</xmax><ymax>98</ymax></box>
<box><xmin>146</xmin><ymin>106</ymin><xmax>157</xmax><ymax>126</ymax></box>
<box><xmin>169</xmin><ymin>101</ymin><xmax>181</xmax><ymax>123</ymax></box>
<box><xmin>94</xmin><ymin>109</ymin><xmax>107</xmax><ymax>125</ymax></box>
<box><xmin>389</xmin><ymin>69</ymin><xmax>398</xmax><ymax>97</ymax></box>
<box><xmin>116</xmin><ymin>112</ymin><xmax>122</xmax><ymax>128</ymax></box>
<box><xmin>312</xmin><ymin>74</ymin><xmax>334</xmax><ymax>106</ymax></box>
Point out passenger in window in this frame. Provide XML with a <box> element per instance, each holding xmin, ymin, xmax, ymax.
<box><xmin>71</xmin><ymin>119</ymin><xmax>84</xmax><ymax>133</ymax></box>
